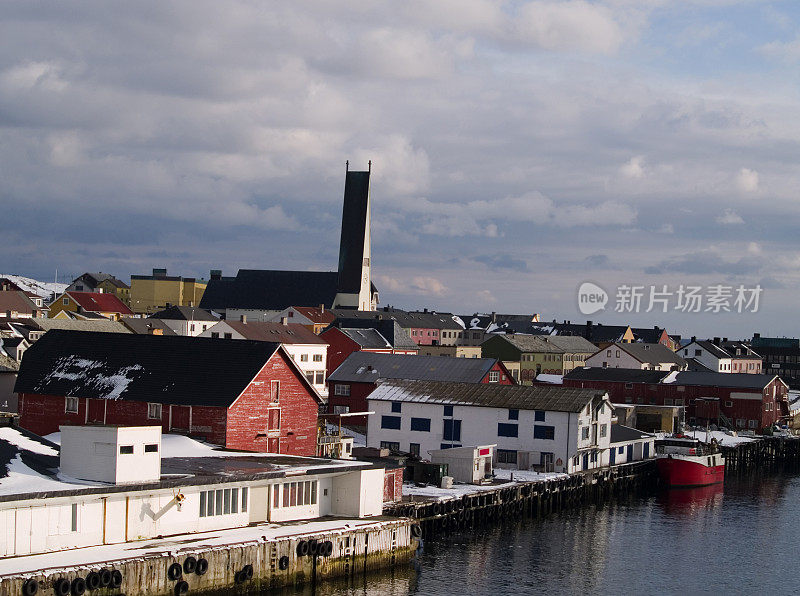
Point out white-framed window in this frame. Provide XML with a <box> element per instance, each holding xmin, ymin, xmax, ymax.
<box><xmin>300</xmin><ymin>354</ymin><xmax>309</xmax><ymax>362</ymax></box>
<box><xmin>71</xmin><ymin>503</ymin><xmax>78</xmax><ymax>532</ymax></box>
<box><xmin>65</xmin><ymin>397</ymin><xmax>79</xmax><ymax>413</ymax></box>
<box><xmin>199</xmin><ymin>487</ymin><xmax>246</xmax><ymax>517</ymax></box>
<box><xmin>63</xmin><ymin>297</ymin><xmax>70</xmax><ymax>306</ymax></box>
<box><xmin>315</xmin><ymin>371</ymin><xmax>325</xmax><ymax>385</ymax></box>
<box><xmin>334</xmin><ymin>384</ymin><xmax>350</xmax><ymax>396</ymax></box>
<box><xmin>599</xmin><ymin>424</ymin><xmax>607</xmax><ymax>438</ymax></box>
<box><xmin>748</xmin><ymin>419</ymin><xmax>758</xmax><ymax>429</ymax></box>
<box><xmin>313</xmin><ymin>354</ymin><xmax>323</xmax><ymax>362</ymax></box>
<box><xmin>304</xmin><ymin>372</ymin><xmax>315</xmax><ymax>384</ymax></box>
<box><xmin>488</xmin><ymin>371</ymin><xmax>500</xmax><ymax>383</ymax></box>
<box><xmin>273</xmin><ymin>480</ymin><xmax>317</xmax><ymax>509</ymax></box>
<box><xmin>147</xmin><ymin>402</ymin><xmax>162</xmax><ymax>420</ymax></box>
<box><xmin>581</xmin><ymin>426</ymin><xmax>590</xmax><ymax>440</ymax></box>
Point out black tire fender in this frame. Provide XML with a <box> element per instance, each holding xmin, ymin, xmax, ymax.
<box><xmin>22</xmin><ymin>579</ymin><xmax>39</xmax><ymax>596</ymax></box>
<box><xmin>167</xmin><ymin>563</ymin><xmax>183</xmax><ymax>581</ymax></box>
<box><xmin>242</xmin><ymin>564</ymin><xmax>253</xmax><ymax>580</ymax></box>
<box><xmin>174</xmin><ymin>580</ymin><xmax>189</xmax><ymax>595</ymax></box>
<box><xmin>183</xmin><ymin>557</ymin><xmax>197</xmax><ymax>575</ymax></box>
<box><xmin>99</xmin><ymin>569</ymin><xmax>112</xmax><ymax>588</ymax></box>
<box><xmin>84</xmin><ymin>573</ymin><xmax>100</xmax><ymax>592</ymax></box>
<box><xmin>195</xmin><ymin>558</ymin><xmax>208</xmax><ymax>576</ymax></box>
<box><xmin>278</xmin><ymin>556</ymin><xmax>290</xmax><ymax>570</ymax></box>
<box><xmin>71</xmin><ymin>577</ymin><xmax>87</xmax><ymax>596</ymax></box>
<box><xmin>53</xmin><ymin>579</ymin><xmax>70</xmax><ymax>596</ymax></box>
<box><xmin>410</xmin><ymin>523</ymin><xmax>422</xmax><ymax>538</ymax></box>
<box><xmin>296</xmin><ymin>540</ymin><xmax>309</xmax><ymax>557</ymax></box>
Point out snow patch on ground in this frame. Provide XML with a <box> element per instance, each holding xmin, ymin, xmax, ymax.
<box><xmin>656</xmin><ymin>430</ymin><xmax>758</xmax><ymax>447</ymax></box>
<box><xmin>403</xmin><ymin>470</ymin><xmax>568</xmax><ymax>501</ymax></box>
<box><xmin>0</xmin><ymin>428</ymin><xmax>58</xmax><ymax>456</ymax></box>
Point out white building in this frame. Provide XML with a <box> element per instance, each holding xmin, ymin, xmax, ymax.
<box><xmin>366</xmin><ymin>379</ymin><xmax>613</xmax><ymax>474</ymax></box>
<box><xmin>0</xmin><ymin>425</ymin><xmax>385</xmax><ymax>557</ymax></box>
<box><xmin>147</xmin><ymin>305</ymin><xmax>219</xmax><ymax>336</ymax></box>
<box><xmin>679</xmin><ymin>340</ymin><xmax>732</xmax><ymax>372</ymax></box>
<box><xmin>198</xmin><ymin>319</ymin><xmax>329</xmax><ymax>397</ymax></box>
<box><xmin>606</xmin><ymin>425</ymin><xmax>655</xmax><ymax>466</ymax></box>
<box><xmin>585</xmin><ymin>342</ymin><xmax>687</xmax><ymax>372</ymax></box>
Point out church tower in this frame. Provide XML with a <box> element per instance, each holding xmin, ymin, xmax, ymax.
<box><xmin>333</xmin><ymin>161</ymin><xmax>374</xmax><ymax>310</ymax></box>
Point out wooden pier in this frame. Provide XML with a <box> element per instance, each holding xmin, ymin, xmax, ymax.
<box><xmin>721</xmin><ymin>437</ymin><xmax>800</xmax><ymax>473</ymax></box>
<box><xmin>384</xmin><ymin>460</ymin><xmax>658</xmax><ymax>539</ymax></box>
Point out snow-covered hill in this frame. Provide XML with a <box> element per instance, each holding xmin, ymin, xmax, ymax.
<box><xmin>0</xmin><ymin>274</ymin><xmax>67</xmax><ymax>299</ymax></box>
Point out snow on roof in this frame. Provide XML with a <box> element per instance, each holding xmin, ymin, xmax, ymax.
<box><xmin>535</xmin><ymin>374</ymin><xmax>563</xmax><ymax>385</ymax></box>
<box><xmin>0</xmin><ymin>274</ymin><xmax>67</xmax><ymax>298</ymax></box>
<box><xmin>662</xmin><ymin>371</ymin><xmax>679</xmax><ymax>384</ymax></box>
<box><xmin>38</xmin><ymin>355</ymin><xmax>144</xmax><ymax>400</ymax></box>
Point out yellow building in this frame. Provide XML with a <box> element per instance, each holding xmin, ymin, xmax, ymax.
<box><xmin>129</xmin><ymin>268</ymin><xmax>207</xmax><ymax>315</ymax></box>
<box><xmin>96</xmin><ymin>278</ymin><xmax>131</xmax><ymax>306</ymax></box>
<box><xmin>48</xmin><ymin>291</ymin><xmax>134</xmax><ymax>321</ymax></box>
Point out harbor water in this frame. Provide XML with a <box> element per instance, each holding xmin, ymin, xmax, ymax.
<box><xmin>277</xmin><ymin>471</ymin><xmax>800</xmax><ymax>595</ymax></box>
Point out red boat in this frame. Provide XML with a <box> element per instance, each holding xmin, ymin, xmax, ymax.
<box><xmin>655</xmin><ymin>436</ymin><xmax>725</xmax><ymax>488</ymax></box>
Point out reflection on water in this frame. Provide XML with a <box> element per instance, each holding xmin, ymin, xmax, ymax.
<box><xmin>269</xmin><ymin>473</ymin><xmax>800</xmax><ymax>596</ymax></box>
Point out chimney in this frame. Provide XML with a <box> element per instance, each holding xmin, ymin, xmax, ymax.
<box><xmin>240</xmin><ymin>314</ymin><xmax>247</xmax><ymax>324</ymax></box>
<box><xmin>723</xmin><ymin>337</ymin><xmax>728</xmax><ymax>343</ymax></box>
<box><xmin>319</xmin><ymin>303</ymin><xmax>325</xmax><ymax>313</ymax></box>
<box><xmin>713</xmin><ymin>337</ymin><xmax>721</xmax><ymax>346</ymax></box>
<box><xmin>188</xmin><ymin>301</ymin><xmax>193</xmax><ymax>307</ymax></box>
<box><xmin>210</xmin><ymin>269</ymin><xmax>222</xmax><ymax>281</ymax></box>
<box><xmin>754</xmin><ymin>333</ymin><xmax>761</xmax><ymax>339</ymax></box>
<box><xmin>691</xmin><ymin>336</ymin><xmax>696</xmax><ymax>343</ymax></box>
<box><xmin>491</xmin><ymin>312</ymin><xmax>497</xmax><ymax>323</ymax></box>
<box><xmin>280</xmin><ymin>317</ymin><xmax>288</xmax><ymax>326</ymax></box>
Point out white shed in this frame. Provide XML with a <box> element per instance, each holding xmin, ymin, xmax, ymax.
<box><xmin>429</xmin><ymin>445</ymin><xmax>495</xmax><ymax>484</ymax></box>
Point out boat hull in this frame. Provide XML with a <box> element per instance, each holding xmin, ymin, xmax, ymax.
<box><xmin>656</xmin><ymin>454</ymin><xmax>725</xmax><ymax>488</ymax></box>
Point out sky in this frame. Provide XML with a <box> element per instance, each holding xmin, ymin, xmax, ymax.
<box><xmin>2</xmin><ymin>0</ymin><xmax>800</xmax><ymax>339</ymax></box>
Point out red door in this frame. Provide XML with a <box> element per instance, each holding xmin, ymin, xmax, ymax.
<box><xmin>87</xmin><ymin>399</ymin><xmax>105</xmax><ymax>424</ymax></box>
<box><xmin>267</xmin><ymin>438</ymin><xmax>279</xmax><ymax>453</ymax></box>
<box><xmin>171</xmin><ymin>406</ymin><xmax>190</xmax><ymax>431</ymax></box>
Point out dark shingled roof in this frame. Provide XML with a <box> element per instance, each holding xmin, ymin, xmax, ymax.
<box><xmin>670</xmin><ymin>371</ymin><xmax>781</xmax><ymax>389</ymax></box>
<box><xmin>120</xmin><ymin>317</ymin><xmax>179</xmax><ymax>336</ymax></box>
<box><xmin>13</xmin><ymin>330</ymin><xmax>317</xmax><ymax>407</ymax></box>
<box><xmin>328</xmin><ymin>318</ymin><xmax>418</xmax><ymax>350</ymax></box>
<box><xmin>610</xmin><ymin>424</ymin><xmax>653</xmax><ymax>444</ymax></box>
<box><xmin>200</xmin><ymin>270</ymin><xmax>341</xmax><ymax>311</ymax></box>
<box><xmin>564</xmin><ymin>367</ymin><xmax>671</xmax><ymax>384</ymax></box>
<box><xmin>221</xmin><ymin>320</ymin><xmax>327</xmax><ymax>344</ymax></box>
<box><xmin>615</xmin><ymin>343</ymin><xmax>686</xmax><ymax>367</ymax></box>
<box><xmin>331</xmin><ymin>308</ymin><xmax>462</xmax><ymax>330</ymax></box>
<box><xmin>368</xmin><ymin>379</ymin><xmax>607</xmax><ymax>412</ymax></box>
<box><xmin>149</xmin><ymin>305</ymin><xmax>218</xmax><ymax>321</ymax></box>
<box><xmin>339</xmin><ymin>328</ymin><xmax>392</xmax><ymax>350</ymax></box>
<box><xmin>328</xmin><ymin>351</ymin><xmax>499</xmax><ymax>384</ymax></box>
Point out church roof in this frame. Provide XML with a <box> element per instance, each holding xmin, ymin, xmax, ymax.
<box><xmin>199</xmin><ymin>270</ymin><xmax>340</xmax><ymax>311</ymax></box>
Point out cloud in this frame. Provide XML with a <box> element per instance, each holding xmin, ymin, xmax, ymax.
<box><xmin>409</xmin><ymin>276</ymin><xmax>447</xmax><ymax>296</ymax></box>
<box><xmin>716</xmin><ymin>209</ymin><xmax>744</xmax><ymax>225</ymax></box>
<box><xmin>759</xmin><ymin>37</ymin><xmax>800</xmax><ymax>63</ymax></box>
<box><xmin>645</xmin><ymin>250</ymin><xmax>762</xmax><ymax>276</ymax></box>
<box><xmin>657</xmin><ymin>224</ymin><xmax>674</xmax><ymax>234</ymax></box>
<box><xmin>376</xmin><ymin>275</ymin><xmax>403</xmax><ymax>292</ymax></box>
<box><xmin>736</xmin><ymin>168</ymin><xmax>759</xmax><ymax>193</ymax></box>
<box><xmin>473</xmin><ymin>253</ymin><xmax>529</xmax><ymax>272</ymax></box>
<box><xmin>475</xmin><ymin>289</ymin><xmax>497</xmax><ymax>304</ymax></box>
<box><xmin>620</xmin><ymin>155</ymin><xmax>645</xmax><ymax>179</ymax></box>
<box><xmin>584</xmin><ymin>254</ymin><xmax>610</xmax><ymax>268</ymax></box>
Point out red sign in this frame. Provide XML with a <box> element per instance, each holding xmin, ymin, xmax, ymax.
<box><xmin>479</xmin><ymin>448</ymin><xmax>490</xmax><ymax>456</ymax></box>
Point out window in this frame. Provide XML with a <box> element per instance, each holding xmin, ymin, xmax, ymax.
<box><xmin>119</xmin><ymin>445</ymin><xmax>134</xmax><ymax>454</ymax></box>
<box><xmin>391</xmin><ymin>402</ymin><xmax>402</xmax><ymax>413</ymax></box>
<box><xmin>410</xmin><ymin>418</ymin><xmax>431</xmax><ymax>432</ymax></box>
<box><xmin>147</xmin><ymin>402</ymin><xmax>162</xmax><ymax>420</ymax></box>
<box><xmin>534</xmin><ymin>425</ymin><xmax>555</xmax><ymax>440</ymax></box>
<box><xmin>497</xmin><ymin>449</ymin><xmax>517</xmax><ymax>464</ymax></box>
<box><xmin>695</xmin><ymin>349</ymin><xmax>701</xmax><ymax>356</ymax></box>
<box><xmin>144</xmin><ymin>444</ymin><xmax>158</xmax><ymax>453</ymax></box>
<box><xmin>409</xmin><ymin>443</ymin><xmax>420</xmax><ymax>456</ymax></box>
<box><xmin>606</xmin><ymin>350</ymin><xmax>611</xmax><ymax>357</ymax></box>
<box><xmin>65</xmin><ymin>397</ymin><xmax>79</xmax><ymax>414</ymax></box>
<box><xmin>748</xmin><ymin>420</ymin><xmax>758</xmax><ymax>429</ymax></box>
<box><xmin>211</xmin><ymin>332</ymin><xmax>219</xmax><ymax>339</ymax></box>
<box><xmin>508</xmin><ymin>409</ymin><xmax>519</xmax><ymax>420</ymax></box>
<box><xmin>497</xmin><ymin>423</ymin><xmax>518</xmax><ymax>437</ymax></box>
<box><xmin>271</xmin><ymin>381</ymin><xmax>280</xmax><ymax>403</ymax></box>
<box><xmin>534</xmin><ymin>410</ymin><xmax>545</xmax><ymax>422</ymax></box>
<box><xmin>618</xmin><ymin>446</ymin><xmax>624</xmax><ymax>454</ymax></box>
<box><xmin>224</xmin><ymin>333</ymin><xmax>232</xmax><ymax>339</ymax></box>
<box><xmin>488</xmin><ymin>371</ymin><xmax>500</xmax><ymax>383</ymax></box>
<box><xmin>313</xmin><ymin>354</ymin><xmax>323</xmax><ymax>362</ymax></box>
<box><xmin>304</xmin><ymin>372</ymin><xmax>315</xmax><ymax>384</ymax></box>
<box><xmin>190</xmin><ymin>324</ymin><xmax>195</xmax><ymax>332</ymax></box>
<box><xmin>334</xmin><ymin>384</ymin><xmax>350</xmax><ymax>396</ymax></box>
<box><xmin>315</xmin><ymin>371</ymin><xmax>325</xmax><ymax>385</ymax></box>
<box><xmin>581</xmin><ymin>427</ymin><xmax>590</xmax><ymax>440</ymax></box>
<box><xmin>380</xmin><ymin>441</ymin><xmax>400</xmax><ymax>451</ymax></box>
<box><xmin>300</xmin><ymin>354</ymin><xmax>309</xmax><ymax>362</ymax></box>
<box><xmin>599</xmin><ymin>424</ymin><xmax>607</xmax><ymax>438</ymax></box>
<box><xmin>71</xmin><ymin>503</ymin><xmax>78</xmax><ymax>532</ymax></box>
<box><xmin>201</xmin><ymin>487</ymin><xmax>248</xmax><ymax>516</ymax></box>
<box><xmin>381</xmin><ymin>415</ymin><xmax>401</xmax><ymax>430</ymax></box>
<box><xmin>443</xmin><ymin>419</ymin><xmax>462</xmax><ymax>441</ymax></box>
<box><xmin>443</xmin><ymin>405</ymin><xmax>453</xmax><ymax>417</ymax></box>
<box><xmin>242</xmin><ymin>487</ymin><xmax>249</xmax><ymax>512</ymax></box>
<box><xmin>200</xmin><ymin>491</ymin><xmax>207</xmax><ymax>517</ymax></box>
<box><xmin>625</xmin><ymin>383</ymin><xmax>633</xmax><ymax>389</ymax></box>
<box><xmin>664</xmin><ymin>398</ymin><xmax>673</xmax><ymax>406</ymax></box>
<box><xmin>63</xmin><ymin>297</ymin><xmax>70</xmax><ymax>306</ymax></box>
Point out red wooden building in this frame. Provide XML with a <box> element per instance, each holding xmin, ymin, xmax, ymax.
<box><xmin>326</xmin><ymin>351</ymin><xmax>515</xmax><ymax>426</ymax></box>
<box><xmin>15</xmin><ymin>330</ymin><xmax>323</xmax><ymax>455</ymax></box>
<box><xmin>321</xmin><ymin>326</ymin><xmax>395</xmax><ymax>378</ymax></box>
<box><xmin>564</xmin><ymin>367</ymin><xmax>788</xmax><ymax>431</ymax></box>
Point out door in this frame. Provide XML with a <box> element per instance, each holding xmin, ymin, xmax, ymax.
<box><xmin>627</xmin><ymin>444</ymin><xmax>634</xmax><ymax>461</ymax></box>
<box><xmin>171</xmin><ymin>405</ymin><xmax>190</xmax><ymax>431</ymax></box>
<box><xmin>267</xmin><ymin>438</ymin><xmax>280</xmax><ymax>453</ymax></box>
<box><xmin>609</xmin><ymin>447</ymin><xmax>616</xmax><ymax>465</ymax></box>
<box><xmin>643</xmin><ymin>443</ymin><xmax>650</xmax><ymax>459</ymax></box>
<box><xmin>582</xmin><ymin>453</ymin><xmax>589</xmax><ymax>470</ymax></box>
<box><xmin>87</xmin><ymin>399</ymin><xmax>105</xmax><ymax>424</ymax></box>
